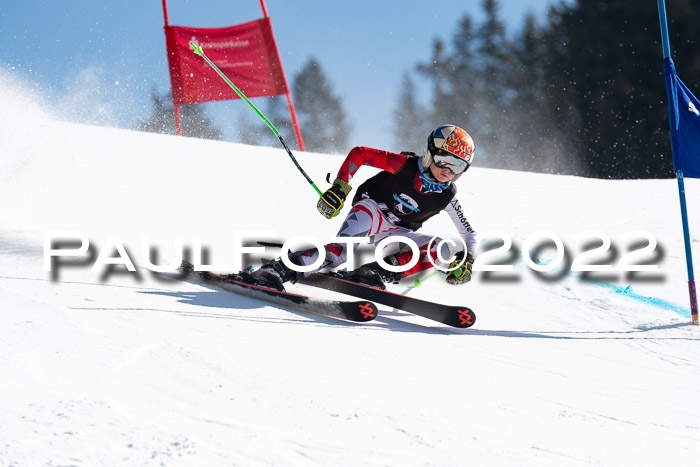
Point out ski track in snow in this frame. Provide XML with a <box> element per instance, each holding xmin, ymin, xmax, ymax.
<box><xmin>1</xmin><ymin>74</ymin><xmax>700</xmax><ymax>466</ymax></box>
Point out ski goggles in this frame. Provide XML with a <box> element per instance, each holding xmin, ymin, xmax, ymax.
<box><xmin>431</xmin><ymin>149</ymin><xmax>470</xmax><ymax>175</ymax></box>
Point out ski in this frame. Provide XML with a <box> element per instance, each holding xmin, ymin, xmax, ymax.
<box><xmin>176</xmin><ymin>261</ymin><xmax>378</xmax><ymax>323</ymax></box>
<box><xmin>299</xmin><ymin>273</ymin><xmax>476</xmax><ymax>328</ymax></box>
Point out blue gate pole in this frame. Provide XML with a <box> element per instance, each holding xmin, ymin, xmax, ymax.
<box><xmin>657</xmin><ymin>0</ymin><xmax>699</xmax><ymax>325</ymax></box>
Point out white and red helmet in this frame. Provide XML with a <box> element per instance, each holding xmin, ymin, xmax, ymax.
<box><xmin>423</xmin><ymin>125</ymin><xmax>475</xmax><ymax>180</ymax></box>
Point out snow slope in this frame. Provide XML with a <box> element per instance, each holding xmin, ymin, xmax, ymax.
<box><xmin>1</xmin><ymin>72</ymin><xmax>700</xmax><ymax>466</ymax></box>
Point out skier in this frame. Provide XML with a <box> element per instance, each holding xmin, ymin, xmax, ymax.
<box><xmin>247</xmin><ymin>124</ymin><xmax>478</xmax><ymax>291</ymax></box>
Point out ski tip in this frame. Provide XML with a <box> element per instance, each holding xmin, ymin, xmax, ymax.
<box><xmin>191</xmin><ymin>42</ymin><xmax>203</xmax><ymax>56</ymax></box>
<box><xmin>454</xmin><ymin>308</ymin><xmax>476</xmax><ymax>328</ymax></box>
<box><xmin>348</xmin><ymin>301</ymin><xmax>378</xmax><ymax>322</ymax></box>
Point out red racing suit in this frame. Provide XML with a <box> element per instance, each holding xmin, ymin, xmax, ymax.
<box><xmin>298</xmin><ymin>147</ymin><xmax>477</xmax><ymax>278</ymax></box>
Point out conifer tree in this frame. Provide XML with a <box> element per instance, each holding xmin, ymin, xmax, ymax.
<box><xmin>508</xmin><ymin>12</ymin><xmax>576</xmax><ymax>174</ymax></box>
<box><xmin>470</xmin><ymin>0</ymin><xmax>521</xmax><ymax>167</ymax></box>
<box><xmin>416</xmin><ymin>0</ymin><xmax>517</xmax><ymax>169</ymax></box>
<box><xmin>416</xmin><ymin>38</ymin><xmax>456</xmax><ymax>126</ymax></box>
<box><xmin>137</xmin><ymin>88</ymin><xmax>222</xmax><ymax>141</ymax></box>
<box><xmin>393</xmin><ymin>73</ymin><xmax>428</xmax><ymax>152</ymax></box>
<box><xmin>180</xmin><ymin>102</ymin><xmax>222</xmax><ymax>141</ymax></box>
<box><xmin>260</xmin><ymin>95</ymin><xmax>295</xmax><ymax>148</ymax></box>
<box><xmin>293</xmin><ymin>57</ymin><xmax>350</xmax><ymax>153</ymax></box>
<box><xmin>136</xmin><ymin>89</ymin><xmax>173</xmax><ymax>135</ymax></box>
<box><xmin>232</xmin><ymin>110</ymin><xmax>259</xmax><ymax>146</ymax></box>
<box><xmin>540</xmin><ymin>0</ymin><xmax>700</xmax><ymax>178</ymax></box>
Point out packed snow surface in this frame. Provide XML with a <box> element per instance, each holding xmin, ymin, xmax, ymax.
<box><xmin>1</xmin><ymin>72</ymin><xmax>699</xmax><ymax>466</ymax></box>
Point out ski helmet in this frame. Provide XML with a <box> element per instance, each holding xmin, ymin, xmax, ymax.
<box><xmin>422</xmin><ymin>125</ymin><xmax>475</xmax><ymax>180</ymax></box>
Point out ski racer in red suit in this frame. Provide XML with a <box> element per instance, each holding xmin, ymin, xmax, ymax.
<box><xmin>249</xmin><ymin>124</ymin><xmax>478</xmax><ymax>291</ymax></box>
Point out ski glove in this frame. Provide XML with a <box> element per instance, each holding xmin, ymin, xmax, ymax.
<box><xmin>317</xmin><ymin>177</ymin><xmax>352</xmax><ymax>219</ymax></box>
<box><xmin>446</xmin><ymin>251</ymin><xmax>474</xmax><ymax>285</ymax></box>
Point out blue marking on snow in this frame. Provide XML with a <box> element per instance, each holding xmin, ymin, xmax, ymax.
<box><xmin>591</xmin><ymin>282</ymin><xmax>691</xmax><ymax>318</ymax></box>
<box><xmin>530</xmin><ymin>256</ymin><xmax>691</xmax><ymax>318</ymax></box>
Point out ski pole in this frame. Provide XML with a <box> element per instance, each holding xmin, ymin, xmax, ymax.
<box><xmin>413</xmin><ymin>266</ymin><xmax>463</xmax><ymax>287</ymax></box>
<box><xmin>413</xmin><ymin>270</ymin><xmax>441</xmax><ymax>287</ymax></box>
<box><xmin>191</xmin><ymin>43</ymin><xmax>322</xmax><ymax>196</ymax></box>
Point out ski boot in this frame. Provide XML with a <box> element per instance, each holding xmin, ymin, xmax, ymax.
<box><xmin>246</xmin><ymin>258</ymin><xmax>299</xmax><ymax>291</ymax></box>
<box><xmin>224</xmin><ymin>266</ymin><xmax>251</xmax><ymax>283</ymax></box>
<box><xmin>343</xmin><ymin>255</ymin><xmax>402</xmax><ymax>290</ymax></box>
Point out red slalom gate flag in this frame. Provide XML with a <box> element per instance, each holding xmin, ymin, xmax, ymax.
<box><xmin>164</xmin><ymin>18</ymin><xmax>287</xmax><ymax>106</ymax></box>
